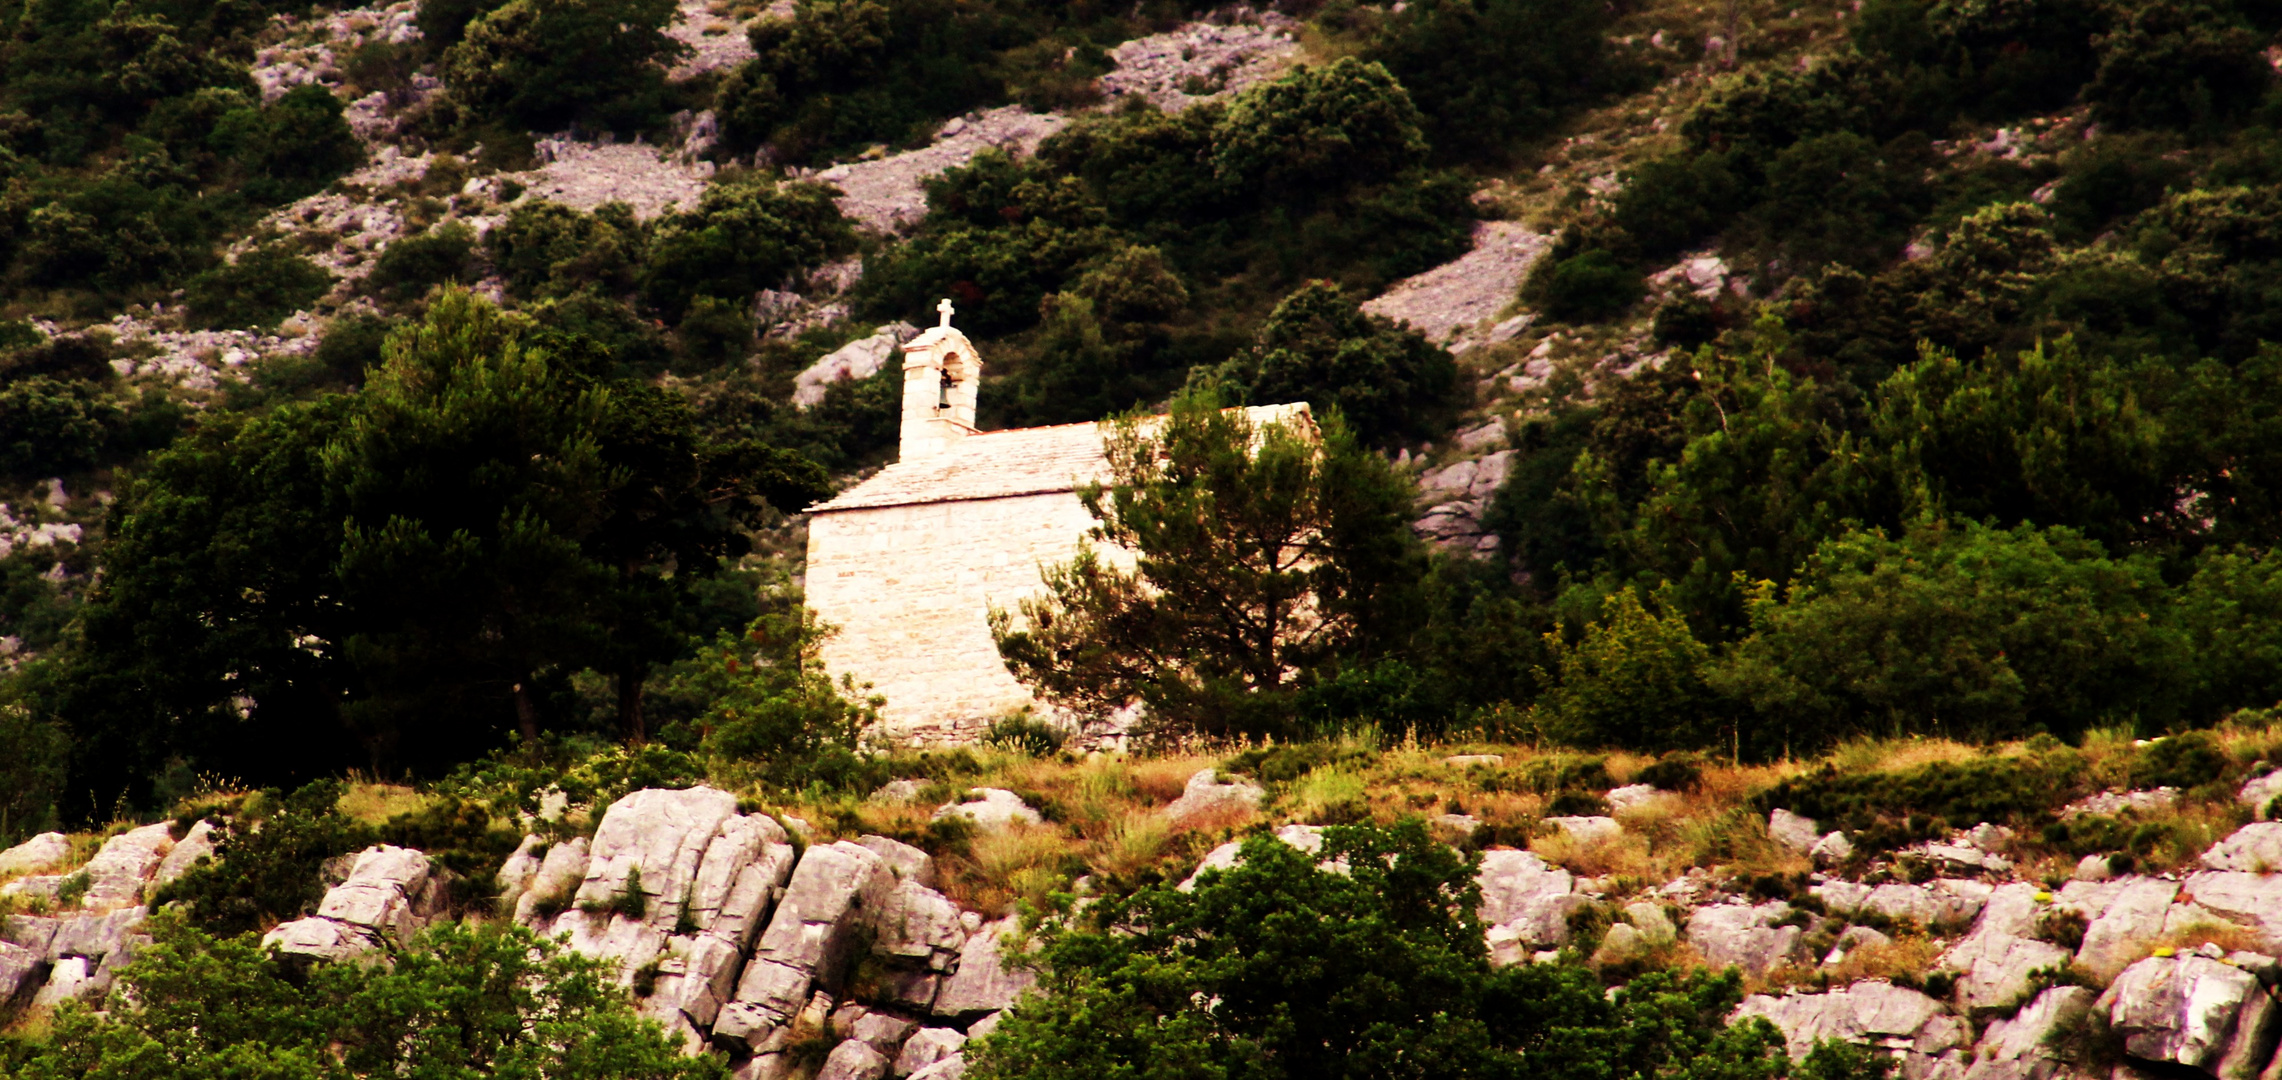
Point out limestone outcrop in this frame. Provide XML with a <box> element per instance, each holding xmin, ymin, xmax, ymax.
<box><xmin>266</xmin><ymin>845</ymin><xmax>447</xmax><ymax>960</ymax></box>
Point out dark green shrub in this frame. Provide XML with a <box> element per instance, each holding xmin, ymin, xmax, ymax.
<box><xmin>980</xmin><ymin>714</ymin><xmax>1067</xmax><ymax>757</ymax></box>
<box><xmin>487</xmin><ymin>200</ymin><xmax>645</xmax><ymax>300</ymax></box>
<box><xmin>442</xmin><ymin>0</ymin><xmax>687</xmax><ymax>130</ymax></box>
<box><xmin>1614</xmin><ymin>151</ymin><xmax>1749</xmax><ymax>258</ymax></box>
<box><xmin>1652</xmin><ymin>294</ymin><xmax>1722</xmax><ymax>350</ymax></box>
<box><xmin>212</xmin><ymin>84</ymin><xmax>367</xmax><ymax>203</ymax></box>
<box><xmin>1222</xmin><ymin>742</ymin><xmax>1380</xmax><ymax>785</ymax></box>
<box><xmin>1535</xmin><ymin>249</ymin><xmax>1644</xmax><ymax>322</ymax></box>
<box><xmin>2084</xmin><ymin>1</ymin><xmax>2271</xmax><ymax>132</ymax></box>
<box><xmin>1545</xmin><ymin>789</ymin><xmax>1610</xmax><ymax>816</ymax></box>
<box><xmin>639</xmin><ymin>179</ymin><xmax>855</xmax><ymax>322</ymax></box>
<box><xmin>311</xmin><ymin>314</ymin><xmax>398</xmax><ymax>385</ymax></box>
<box><xmin>1753</xmin><ymin>753</ymin><xmax>2083</xmax><ymax>851</ymax></box>
<box><xmin>368</xmin><ymin>223</ymin><xmax>479</xmax><ymax>303</ymax></box>
<box><xmin>153</xmin><ymin>779</ymin><xmax>376</xmax><ymax>937</ymax></box>
<box><xmin>1634</xmin><ymin>752</ymin><xmax>1705</xmax><ymax>792</ymax></box>
<box><xmin>184</xmin><ymin>246</ymin><xmax>333</xmax><ymax>330</ymax></box>
<box><xmin>1363</xmin><ymin>0</ymin><xmax>1610</xmax><ymax>163</ymax></box>
<box><xmin>1212</xmin><ymin>58</ymin><xmax>1430</xmax><ymax>202</ymax></box>
<box><xmin>1210</xmin><ymin>280</ymin><xmax>1459</xmax><ymax>449</ymax></box>
<box><xmin>2130</xmin><ymin>730</ymin><xmax>2230</xmax><ymax>790</ymax></box>
<box><xmin>671</xmin><ymin>295</ymin><xmax>754</xmax><ymax>371</ymax></box>
<box><xmin>0</xmin><ymin>376</ymin><xmax>119</xmax><ymax>477</ymax></box>
<box><xmin>1516</xmin><ymin>754</ymin><xmax>1614</xmax><ymax>795</ymax></box>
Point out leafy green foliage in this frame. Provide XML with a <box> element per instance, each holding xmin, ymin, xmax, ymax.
<box><xmin>153</xmin><ymin>780</ymin><xmax>372</xmax><ymax>937</ymax></box>
<box><xmin>1751</xmin><ymin>750</ymin><xmax>2084</xmax><ymax>845</ymax></box>
<box><xmin>0</xmin><ymin>377</ymin><xmax>121</xmax><ymax>477</ymax></box>
<box><xmin>1204</xmin><ymin>281</ymin><xmax>1458</xmax><ymax>449</ymax></box>
<box><xmin>651</xmin><ymin>612</ymin><xmax>879</xmax><ymax>791</ymax></box>
<box><xmin>183</xmin><ymin>244</ymin><xmax>333</xmax><ymax>330</ymax></box>
<box><xmin>1362</xmin><ymin>0</ymin><xmax>1612</xmax><ymax>163</ymax></box>
<box><xmin>0</xmin><ymin>699</ymin><xmax>67</xmax><ymax>845</ymax></box>
<box><xmin>973</xmin><ymin>820</ymin><xmax>1886</xmax><ymax>1080</ymax></box>
<box><xmin>2084</xmin><ymin>1</ymin><xmax>2271</xmax><ymax>133</ymax></box>
<box><xmin>994</xmin><ymin>397</ymin><xmax>1425</xmax><ymax>741</ymax></box>
<box><xmin>367</xmin><ymin>223</ymin><xmax>479</xmax><ymax>304</ymax></box>
<box><xmin>1536</xmin><ymin>587</ymin><xmax>1725</xmax><ymax>753</ymax></box>
<box><xmin>442</xmin><ymin>0</ymin><xmax>687</xmax><ymax>130</ymax></box>
<box><xmin>641</xmin><ymin>180</ymin><xmax>856</xmax><ymax>321</ymax></box>
<box><xmin>4</xmin><ymin>915</ymin><xmax>728</xmax><ymax>1080</ymax></box>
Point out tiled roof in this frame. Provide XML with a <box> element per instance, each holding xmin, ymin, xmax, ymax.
<box><xmin>808</xmin><ymin>403</ymin><xmax>1311</xmax><ymax>513</ymax></box>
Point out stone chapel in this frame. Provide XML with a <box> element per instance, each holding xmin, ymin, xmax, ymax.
<box><xmin>803</xmin><ymin>300</ymin><xmax>1311</xmax><ymax>745</ymax></box>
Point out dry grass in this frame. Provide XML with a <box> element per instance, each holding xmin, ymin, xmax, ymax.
<box><xmin>340</xmin><ymin>782</ymin><xmax>433</xmax><ymax>826</ymax></box>
<box><xmin>1763</xmin><ymin>934</ymin><xmax>1947</xmax><ymax>994</ymax></box>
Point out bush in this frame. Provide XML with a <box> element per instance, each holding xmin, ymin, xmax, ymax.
<box><xmin>487</xmin><ymin>200</ymin><xmax>645</xmax><ymax>300</ymax></box>
<box><xmin>1364</xmin><ymin>0</ymin><xmax>1610</xmax><ymax>163</ymax></box>
<box><xmin>1634</xmin><ymin>752</ymin><xmax>1705</xmax><ymax>792</ymax></box>
<box><xmin>1536</xmin><ymin>587</ymin><xmax>1724</xmax><ymax>753</ymax></box>
<box><xmin>0</xmin><ymin>702</ymin><xmax>66</xmax><ymax>846</ymax></box>
<box><xmin>212</xmin><ymin>84</ymin><xmax>367</xmax><ymax>204</ymax></box>
<box><xmin>442</xmin><ymin>0</ymin><xmax>687</xmax><ymax>130</ymax></box>
<box><xmin>1209</xmin><ymin>280</ymin><xmax>1459</xmax><ymax>449</ymax></box>
<box><xmin>2084</xmin><ymin>1</ymin><xmax>2271</xmax><ymax>132</ymax></box>
<box><xmin>660</xmin><ymin>613</ymin><xmax>879</xmax><ymax>791</ymax></box>
<box><xmin>2130</xmin><ymin>731</ymin><xmax>2230</xmax><ymax>790</ymax></box>
<box><xmin>310</xmin><ymin>314</ymin><xmax>399</xmax><ymax>385</ymax></box>
<box><xmin>971</xmin><ymin>820</ymin><xmax>1879</xmax><ymax>1080</ymax></box>
<box><xmin>367</xmin><ymin>223</ymin><xmax>479</xmax><ymax>303</ymax></box>
<box><xmin>1212</xmin><ymin>58</ymin><xmax>1430</xmax><ymax>202</ymax></box>
<box><xmin>640</xmin><ymin>179</ymin><xmax>855</xmax><ymax>321</ymax></box>
<box><xmin>1534</xmin><ymin>249</ymin><xmax>1644</xmax><ymax>322</ymax></box>
<box><xmin>1751</xmin><ymin>752</ymin><xmax>2083</xmax><ymax>848</ymax></box>
<box><xmin>183</xmin><ymin>245</ymin><xmax>332</xmax><ymax>330</ymax></box>
<box><xmin>152</xmin><ymin>779</ymin><xmax>375</xmax><ymax>937</ymax></box>
<box><xmin>980</xmin><ymin>714</ymin><xmax>1068</xmax><ymax>757</ymax></box>
<box><xmin>0</xmin><ymin>376</ymin><xmax>120</xmax><ymax>477</ymax></box>
<box><xmin>4</xmin><ymin>917</ymin><xmax>727</xmax><ymax>1079</ymax></box>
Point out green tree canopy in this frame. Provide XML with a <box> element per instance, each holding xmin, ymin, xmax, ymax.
<box><xmin>992</xmin><ymin>396</ymin><xmax>1422</xmax><ymax>740</ymax></box>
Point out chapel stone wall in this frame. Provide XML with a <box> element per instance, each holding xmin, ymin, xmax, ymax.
<box><xmin>806</xmin><ymin>491</ymin><xmax>1105</xmax><ymax>744</ymax></box>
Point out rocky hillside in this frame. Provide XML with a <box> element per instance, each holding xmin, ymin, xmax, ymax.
<box><xmin>11</xmin><ymin>728</ymin><xmax>2282</xmax><ymax>1079</ymax></box>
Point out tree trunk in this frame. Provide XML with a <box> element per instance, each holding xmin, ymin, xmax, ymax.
<box><xmin>617</xmin><ymin>666</ymin><xmax>647</xmax><ymax>745</ymax></box>
<box><xmin>513</xmin><ymin>681</ymin><xmax>541</xmax><ymax>744</ymax></box>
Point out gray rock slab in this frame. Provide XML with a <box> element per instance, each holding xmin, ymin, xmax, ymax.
<box><xmin>1963</xmin><ymin>985</ymin><xmax>2095</xmax><ymax>1080</ymax></box>
<box><xmin>2201</xmin><ymin>823</ymin><xmax>2282</xmax><ymax>873</ymax></box>
<box><xmin>514</xmin><ymin>836</ymin><xmax>590</xmax><ymax>928</ymax></box>
<box><xmin>931</xmin><ymin>789</ymin><xmax>1042</xmax><ymax>832</ymax></box>
<box><xmin>2062</xmin><ymin>876</ymin><xmax>2180</xmax><ymax>979</ymax></box>
<box><xmin>0</xmin><ymin>832</ymin><xmax>69</xmax><ymax>877</ymax></box>
<box><xmin>79</xmin><ymin>823</ymin><xmax>174</xmax><ymax>909</ymax></box>
<box><xmin>1478</xmin><ymin>849</ymin><xmax>1582</xmax><ymax>963</ymax></box>
<box><xmin>1732</xmin><ymin>980</ymin><xmax>1968</xmax><ymax>1061</ymax></box>
<box><xmin>0</xmin><ymin>940</ymin><xmax>44</xmax><ymax>1005</ymax></box>
<box><xmin>818</xmin><ymin>1039</ymin><xmax>891</xmax><ymax>1080</ymax></box>
<box><xmin>934</xmin><ymin>916</ymin><xmax>1035</xmax><ymax>1018</ymax></box>
<box><xmin>1942</xmin><ymin>883</ymin><xmax>2073</xmax><ymax>1013</ymax></box>
<box><xmin>1769</xmin><ymin>809</ymin><xmax>1822</xmax><ymax>854</ymax></box>
<box><xmin>1688</xmin><ymin>902</ymin><xmax>1805</xmax><ymax>977</ymax></box>
<box><xmin>755</xmin><ymin>841</ymin><xmax>896</xmax><ymax>978</ymax></box>
<box><xmin>856</xmin><ymin>835</ymin><xmax>937</xmax><ymax>888</ymax></box>
<box><xmin>2241</xmin><ymin>772</ymin><xmax>2282</xmax><ymax>818</ymax></box>
<box><xmin>573</xmin><ymin>786</ymin><xmax>740</xmax><ymax>934</ymax></box>
<box><xmin>872</xmin><ymin>879</ymin><xmax>966</xmax><ymax>971</ymax></box>
<box><xmin>1547</xmin><ymin>816</ymin><xmax>1623</xmax><ymax>844</ymax></box>
<box><xmin>895</xmin><ymin>1028</ymin><xmax>967</xmax><ymax>1077</ymax></box>
<box><xmin>1161</xmin><ymin>769</ymin><xmax>1264</xmax><ymax>827</ymax></box>
<box><xmin>316</xmin><ymin>845</ymin><xmax>441</xmax><ymax>939</ymax></box>
<box><xmin>2099</xmin><ymin>953</ymin><xmax>2279</xmax><ymax>1080</ymax></box>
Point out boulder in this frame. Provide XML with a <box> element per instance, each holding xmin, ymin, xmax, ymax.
<box><xmin>2098</xmin><ymin>951</ymin><xmax>2280</xmax><ymax>1080</ymax></box>
<box><xmin>641</xmin><ymin>932</ymin><xmax>746</xmax><ymax>1032</ymax></box>
<box><xmin>872</xmin><ymin>878</ymin><xmax>966</xmax><ymax>972</ymax></box>
<box><xmin>79</xmin><ymin>823</ymin><xmax>174</xmax><ymax>909</ymax></box>
<box><xmin>793</xmin><ymin>323</ymin><xmax>919</xmax><ymax>408</ymax></box>
<box><xmin>757</xmin><ymin>841</ymin><xmax>897</xmax><ymax>979</ymax></box>
<box><xmin>1444</xmin><ymin>754</ymin><xmax>1504</xmax><ymax>769</ymax></box>
<box><xmin>857</xmin><ymin>836</ymin><xmax>938</xmax><ymax>888</ymax></box>
<box><xmin>1941</xmin><ymin>883</ymin><xmax>2073</xmax><ymax>1013</ymax></box>
<box><xmin>2239</xmin><ymin>772</ymin><xmax>2282</xmax><ymax>818</ymax></box>
<box><xmin>1686</xmin><ymin>902</ymin><xmax>1805</xmax><ymax>977</ymax></box>
<box><xmin>2060</xmin><ymin>876</ymin><xmax>2180</xmax><ymax>978</ymax></box>
<box><xmin>0</xmin><ymin>832</ymin><xmax>69</xmax><ymax>877</ymax></box>
<box><xmin>1732</xmin><ymin>980</ymin><xmax>1970</xmax><ymax>1067</ymax></box>
<box><xmin>1594</xmin><ymin>923</ymin><xmax>1648</xmax><ymax>966</ymax></box>
<box><xmin>514</xmin><ymin>836</ymin><xmax>591</xmax><ymax>926</ymax></box>
<box><xmin>2075</xmin><ymin>855</ymin><xmax>2117</xmax><ymax>882</ymax></box>
<box><xmin>1825</xmin><ymin>924</ymin><xmax>1893</xmax><ymax>965</ymax></box>
<box><xmin>1817</xmin><ymin>879</ymin><xmax>1991</xmax><ymax>932</ymax></box>
<box><xmin>1161</xmin><ymin>769</ymin><xmax>1264</xmax><ymax>827</ymax></box>
<box><xmin>2200</xmin><ymin>822</ymin><xmax>2282</xmax><ymax>873</ymax></box>
<box><xmin>1547</xmin><ymin>816</ymin><xmax>1622</xmax><ymax>845</ymax></box>
<box><xmin>2176</xmin><ymin>872</ymin><xmax>2282</xmax><ymax>949</ymax></box>
<box><xmin>895</xmin><ymin>1028</ymin><xmax>968</xmax><ymax>1077</ymax></box>
<box><xmin>1809</xmin><ymin>832</ymin><xmax>1855</xmax><ymax>866</ymax></box>
<box><xmin>1605</xmin><ymin>784</ymin><xmax>1670</xmax><ymax>814</ymax></box>
<box><xmin>1182</xmin><ymin>825</ymin><xmax>1329</xmax><ymax>890</ymax></box>
<box><xmin>1911</xmin><ymin>840</ymin><xmax>2012</xmax><ymax>875</ymax></box>
<box><xmin>269</xmin><ymin>845</ymin><xmax>445</xmax><ymax>959</ymax></box>
<box><xmin>1962</xmin><ymin>985</ymin><xmax>2095</xmax><ymax>1080</ymax></box>
<box><xmin>717</xmin><ymin>960</ymin><xmax>813</xmax><ymax>1049</ymax></box>
<box><xmin>1478</xmin><ymin>850</ymin><xmax>1584</xmax><ymax>964</ymax></box>
<box><xmin>874</xmin><ymin>780</ymin><xmax>929</xmax><ymax>803</ymax></box>
<box><xmin>689</xmin><ymin>815</ymin><xmax>798</xmax><ymax>946</ymax></box>
<box><xmin>0</xmin><ymin>940</ymin><xmax>41</xmax><ymax>1006</ymax></box>
<box><xmin>934</xmin><ymin>916</ymin><xmax>1036</xmax><ymax>1019</ymax></box>
<box><xmin>818</xmin><ymin>1039</ymin><xmax>892</xmax><ymax>1080</ymax></box>
<box><xmin>1623</xmin><ymin>900</ymin><xmax>1677</xmax><ymax>945</ymax></box>
<box><xmin>931</xmin><ymin>789</ymin><xmax>1042</xmax><ymax>832</ymax></box>
<box><xmin>848</xmin><ymin>1010</ymin><xmax>918</xmax><ymax>1054</ymax></box>
<box><xmin>908</xmin><ymin>1055</ymin><xmax>966</xmax><ymax>1080</ymax></box>
<box><xmin>571</xmin><ymin>786</ymin><xmax>742</xmax><ymax>933</ymax></box>
<box><xmin>496</xmin><ymin>834</ymin><xmax>545</xmax><ymax>903</ymax></box>
<box><xmin>1768</xmin><ymin>809</ymin><xmax>1821</xmax><ymax>854</ymax></box>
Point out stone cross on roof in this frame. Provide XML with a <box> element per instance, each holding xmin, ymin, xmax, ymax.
<box><xmin>937</xmin><ymin>298</ymin><xmax>954</xmax><ymax>327</ymax></box>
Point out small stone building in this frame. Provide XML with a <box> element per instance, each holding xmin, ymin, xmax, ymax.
<box><xmin>803</xmin><ymin>301</ymin><xmax>1308</xmax><ymax>744</ymax></box>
